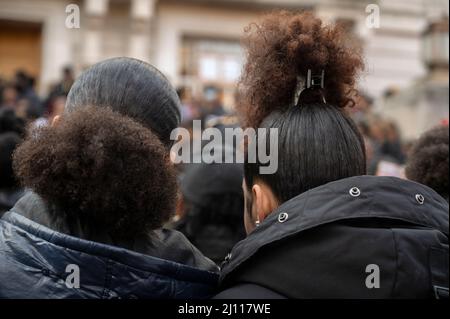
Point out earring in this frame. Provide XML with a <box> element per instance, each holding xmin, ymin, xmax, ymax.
<box><xmin>255</xmin><ymin>220</ymin><xmax>260</xmax><ymax>227</ymax></box>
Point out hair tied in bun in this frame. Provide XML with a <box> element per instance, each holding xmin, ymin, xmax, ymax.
<box><xmin>294</xmin><ymin>69</ymin><xmax>326</xmax><ymax>106</ymax></box>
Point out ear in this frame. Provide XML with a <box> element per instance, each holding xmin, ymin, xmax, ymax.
<box><xmin>175</xmin><ymin>192</ymin><xmax>186</xmax><ymax>220</ymax></box>
<box><xmin>252</xmin><ymin>182</ymin><xmax>278</xmax><ymax>223</ymax></box>
<box><xmin>51</xmin><ymin>115</ymin><xmax>61</xmax><ymax>127</ymax></box>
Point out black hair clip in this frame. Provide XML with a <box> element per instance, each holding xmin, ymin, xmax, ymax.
<box><xmin>306</xmin><ymin>69</ymin><xmax>325</xmax><ymax>89</ymax></box>
<box><xmin>294</xmin><ymin>69</ymin><xmax>326</xmax><ymax>105</ymax></box>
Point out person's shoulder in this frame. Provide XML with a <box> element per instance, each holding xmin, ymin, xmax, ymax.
<box><xmin>214</xmin><ymin>283</ymin><xmax>286</xmax><ymax>299</ymax></box>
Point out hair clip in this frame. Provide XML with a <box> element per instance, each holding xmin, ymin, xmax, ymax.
<box><xmin>294</xmin><ymin>75</ymin><xmax>305</xmax><ymax>106</ymax></box>
<box><xmin>294</xmin><ymin>69</ymin><xmax>326</xmax><ymax>105</ymax></box>
<box><xmin>306</xmin><ymin>69</ymin><xmax>325</xmax><ymax>89</ymax></box>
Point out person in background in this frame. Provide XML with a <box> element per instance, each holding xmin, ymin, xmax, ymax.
<box><xmin>44</xmin><ymin>66</ymin><xmax>75</xmax><ymax>114</ymax></box>
<box><xmin>174</xmin><ymin>156</ymin><xmax>246</xmax><ymax>265</ymax></box>
<box><xmin>0</xmin><ymin>57</ymin><xmax>218</xmax><ymax>299</ymax></box>
<box><xmin>405</xmin><ymin>125</ymin><xmax>449</xmax><ymax>202</ymax></box>
<box><xmin>51</xmin><ymin>66</ymin><xmax>75</xmax><ymax>97</ymax></box>
<box><xmin>380</xmin><ymin>120</ymin><xmax>406</xmax><ymax>164</ymax></box>
<box><xmin>0</xmin><ymin>84</ymin><xmax>18</xmax><ymax>110</ymax></box>
<box><xmin>14</xmin><ymin>71</ymin><xmax>42</xmax><ymax>116</ymax></box>
<box><xmin>215</xmin><ymin>11</ymin><xmax>448</xmax><ymax>299</ymax></box>
<box><xmin>177</xmin><ymin>87</ymin><xmax>200</xmax><ymax>121</ymax></box>
<box><xmin>200</xmin><ymin>86</ymin><xmax>226</xmax><ymax>123</ymax></box>
<box><xmin>0</xmin><ymin>108</ymin><xmax>25</xmax><ymax>214</ymax></box>
<box><xmin>14</xmin><ymin>97</ymin><xmax>46</xmax><ymax>126</ymax></box>
<box><xmin>170</xmin><ymin>114</ymin><xmax>246</xmax><ymax>264</ymax></box>
<box><xmin>0</xmin><ymin>108</ymin><xmax>25</xmax><ymax>136</ymax></box>
<box><xmin>0</xmin><ymin>132</ymin><xmax>24</xmax><ymax>214</ymax></box>
<box><xmin>363</xmin><ymin>117</ymin><xmax>405</xmax><ymax>176</ymax></box>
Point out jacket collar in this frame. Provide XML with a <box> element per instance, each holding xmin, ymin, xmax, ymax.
<box><xmin>220</xmin><ymin>175</ymin><xmax>449</xmax><ymax>281</ymax></box>
<box><xmin>7</xmin><ymin>191</ymin><xmax>219</xmax><ymax>273</ymax></box>
<box><xmin>2</xmin><ymin>211</ymin><xmax>219</xmax><ymax>285</ymax></box>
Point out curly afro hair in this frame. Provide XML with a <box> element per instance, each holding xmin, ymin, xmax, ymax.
<box><xmin>13</xmin><ymin>107</ymin><xmax>177</xmax><ymax>239</ymax></box>
<box><xmin>405</xmin><ymin>125</ymin><xmax>449</xmax><ymax>201</ymax></box>
<box><xmin>238</xmin><ymin>11</ymin><xmax>364</xmax><ymax>128</ymax></box>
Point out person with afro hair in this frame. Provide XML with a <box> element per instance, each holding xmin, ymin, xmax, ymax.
<box><xmin>0</xmin><ymin>59</ymin><xmax>218</xmax><ymax>299</ymax></box>
<box><xmin>215</xmin><ymin>11</ymin><xmax>448</xmax><ymax>299</ymax></box>
<box><xmin>406</xmin><ymin>125</ymin><xmax>449</xmax><ymax>202</ymax></box>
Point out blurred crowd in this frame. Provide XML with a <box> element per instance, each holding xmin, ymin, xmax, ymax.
<box><xmin>0</xmin><ymin>69</ymin><xmax>73</xmax><ymax>211</ymax></box>
<box><xmin>0</xmin><ymin>66</ymin><xmax>449</xmax><ymax>265</ymax></box>
<box><xmin>0</xmin><ymin>68</ymin><xmax>73</xmax><ymax>126</ymax></box>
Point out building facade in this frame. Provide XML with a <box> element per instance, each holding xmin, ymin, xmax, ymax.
<box><xmin>0</xmin><ymin>0</ymin><xmax>448</xmax><ymax>133</ymax></box>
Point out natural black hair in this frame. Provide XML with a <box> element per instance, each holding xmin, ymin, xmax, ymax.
<box><xmin>179</xmin><ymin>193</ymin><xmax>246</xmax><ymax>264</ymax></box>
<box><xmin>177</xmin><ymin>160</ymin><xmax>246</xmax><ymax>263</ymax></box>
<box><xmin>241</xmin><ymin>11</ymin><xmax>366</xmax><ymax>202</ymax></box>
<box><xmin>66</xmin><ymin>57</ymin><xmax>181</xmax><ymax>148</ymax></box>
<box><xmin>13</xmin><ymin>106</ymin><xmax>177</xmax><ymax>241</ymax></box>
<box><xmin>245</xmin><ymin>104</ymin><xmax>366</xmax><ymax>203</ymax></box>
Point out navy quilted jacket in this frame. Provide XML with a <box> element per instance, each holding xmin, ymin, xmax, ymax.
<box><xmin>0</xmin><ymin>193</ymin><xmax>219</xmax><ymax>299</ymax></box>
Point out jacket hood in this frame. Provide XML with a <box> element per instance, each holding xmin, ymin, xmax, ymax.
<box><xmin>220</xmin><ymin>176</ymin><xmax>449</xmax><ymax>298</ymax></box>
<box><xmin>7</xmin><ymin>191</ymin><xmax>218</xmax><ymax>272</ymax></box>
<box><xmin>0</xmin><ymin>197</ymin><xmax>219</xmax><ymax>298</ymax></box>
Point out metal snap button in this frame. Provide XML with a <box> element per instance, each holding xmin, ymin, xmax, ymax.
<box><xmin>349</xmin><ymin>187</ymin><xmax>361</xmax><ymax>197</ymax></box>
<box><xmin>415</xmin><ymin>194</ymin><xmax>425</xmax><ymax>205</ymax></box>
<box><xmin>278</xmin><ymin>212</ymin><xmax>289</xmax><ymax>223</ymax></box>
<box><xmin>41</xmin><ymin>268</ymin><xmax>50</xmax><ymax>276</ymax></box>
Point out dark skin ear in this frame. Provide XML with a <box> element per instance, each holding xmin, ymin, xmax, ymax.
<box><xmin>243</xmin><ymin>178</ymin><xmax>279</xmax><ymax>234</ymax></box>
<box><xmin>51</xmin><ymin>115</ymin><xmax>61</xmax><ymax>127</ymax></box>
<box><xmin>175</xmin><ymin>192</ymin><xmax>187</xmax><ymax>220</ymax></box>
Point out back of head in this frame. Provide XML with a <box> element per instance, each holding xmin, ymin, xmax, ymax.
<box><xmin>13</xmin><ymin>107</ymin><xmax>177</xmax><ymax>240</ymax></box>
<box><xmin>179</xmin><ymin>160</ymin><xmax>246</xmax><ymax>263</ymax></box>
<box><xmin>66</xmin><ymin>57</ymin><xmax>181</xmax><ymax>148</ymax></box>
<box><xmin>180</xmin><ymin>159</ymin><xmax>244</xmax><ymax>227</ymax></box>
<box><xmin>405</xmin><ymin>125</ymin><xmax>449</xmax><ymax>201</ymax></box>
<box><xmin>240</xmin><ymin>11</ymin><xmax>366</xmax><ymax>202</ymax></box>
